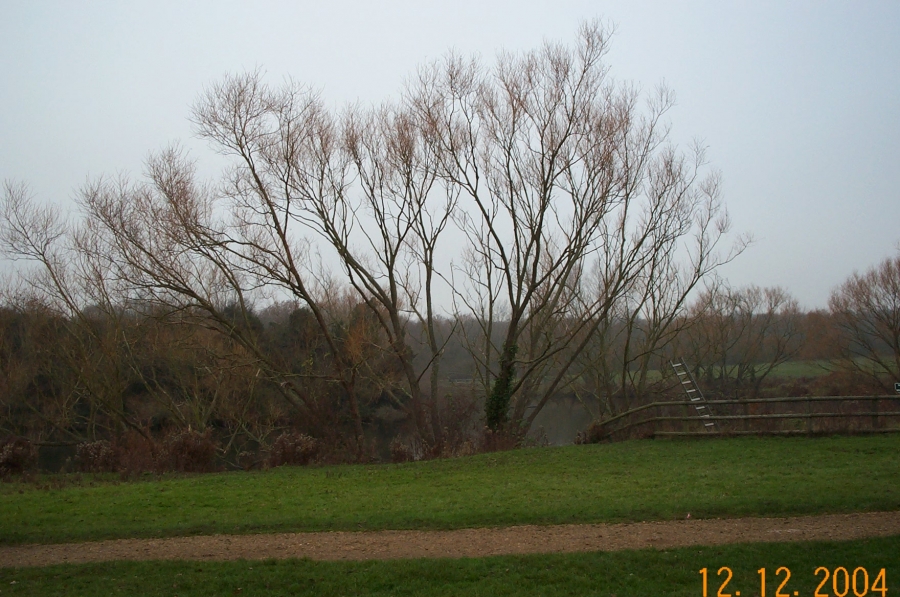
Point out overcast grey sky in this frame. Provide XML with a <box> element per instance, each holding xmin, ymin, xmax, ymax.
<box><xmin>2</xmin><ymin>1</ymin><xmax>898</xmax><ymax>309</ymax></box>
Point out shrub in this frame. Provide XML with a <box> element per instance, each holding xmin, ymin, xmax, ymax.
<box><xmin>574</xmin><ymin>421</ymin><xmax>604</xmax><ymax>445</ymax></box>
<box><xmin>156</xmin><ymin>428</ymin><xmax>218</xmax><ymax>473</ymax></box>
<box><xmin>480</xmin><ymin>427</ymin><xmax>522</xmax><ymax>452</ymax></box>
<box><xmin>75</xmin><ymin>440</ymin><xmax>118</xmax><ymax>473</ymax></box>
<box><xmin>389</xmin><ymin>436</ymin><xmax>415</xmax><ymax>463</ymax></box>
<box><xmin>441</xmin><ymin>439</ymin><xmax>476</xmax><ymax>459</ymax></box>
<box><xmin>114</xmin><ymin>431</ymin><xmax>158</xmax><ymax>476</ymax></box>
<box><xmin>268</xmin><ymin>431</ymin><xmax>320</xmax><ymax>467</ymax></box>
<box><xmin>0</xmin><ymin>436</ymin><xmax>37</xmax><ymax>477</ymax></box>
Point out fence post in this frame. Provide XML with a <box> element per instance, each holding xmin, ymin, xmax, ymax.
<box><xmin>806</xmin><ymin>397</ymin><xmax>812</xmax><ymax>435</ymax></box>
<box><xmin>873</xmin><ymin>397</ymin><xmax>879</xmax><ymax>431</ymax></box>
<box><xmin>655</xmin><ymin>402</ymin><xmax>662</xmax><ymax>436</ymax></box>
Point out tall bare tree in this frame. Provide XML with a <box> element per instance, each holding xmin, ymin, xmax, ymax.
<box><xmin>410</xmin><ymin>21</ymin><xmax>745</xmax><ymax>433</ymax></box>
<box><xmin>189</xmin><ymin>75</ymin><xmax>459</xmax><ymax>449</ymax></box>
<box><xmin>2</xmin><ymin>20</ymin><xmax>748</xmax><ymax>450</ymax></box>
<box><xmin>829</xmin><ymin>252</ymin><xmax>900</xmax><ymax>391</ymax></box>
<box><xmin>572</xmin><ymin>215</ymin><xmax>736</xmax><ymax>419</ymax></box>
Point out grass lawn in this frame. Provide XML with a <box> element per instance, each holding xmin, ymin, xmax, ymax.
<box><xmin>2</xmin><ymin>434</ymin><xmax>899</xmax><ymax>545</ymax></box>
<box><xmin>1</xmin><ymin>536</ymin><xmax>897</xmax><ymax>596</ymax></box>
<box><xmin>768</xmin><ymin>359</ymin><xmax>834</xmax><ymax>379</ymax></box>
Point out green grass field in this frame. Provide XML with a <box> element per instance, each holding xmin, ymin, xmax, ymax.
<box><xmin>604</xmin><ymin>359</ymin><xmax>835</xmax><ymax>384</ymax></box>
<box><xmin>768</xmin><ymin>359</ymin><xmax>834</xmax><ymax>378</ymax></box>
<box><xmin>2</xmin><ymin>435</ymin><xmax>899</xmax><ymax>545</ymax></box>
<box><xmin>1</xmin><ymin>536</ymin><xmax>896</xmax><ymax>596</ymax></box>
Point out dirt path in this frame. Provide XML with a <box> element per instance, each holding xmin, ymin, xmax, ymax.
<box><xmin>3</xmin><ymin>511</ymin><xmax>899</xmax><ymax>568</ymax></box>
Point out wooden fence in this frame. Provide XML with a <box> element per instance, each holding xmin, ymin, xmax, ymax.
<box><xmin>589</xmin><ymin>395</ymin><xmax>900</xmax><ymax>442</ymax></box>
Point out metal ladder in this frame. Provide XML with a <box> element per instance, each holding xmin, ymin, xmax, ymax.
<box><xmin>670</xmin><ymin>358</ymin><xmax>717</xmax><ymax>432</ymax></box>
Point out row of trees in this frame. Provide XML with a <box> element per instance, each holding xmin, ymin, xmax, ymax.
<box><xmin>0</xmin><ymin>253</ymin><xmax>897</xmax><ymax>463</ymax></box>
<box><xmin>1</xmin><ymin>21</ymin><xmax>897</xmax><ymax>466</ymax></box>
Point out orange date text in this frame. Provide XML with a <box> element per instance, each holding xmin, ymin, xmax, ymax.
<box><xmin>699</xmin><ymin>566</ymin><xmax>888</xmax><ymax>597</ymax></box>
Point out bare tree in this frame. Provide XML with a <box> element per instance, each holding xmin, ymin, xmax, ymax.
<box><xmin>1</xmin><ymin>181</ymin><xmax>284</xmax><ymax>457</ymax></box>
<box><xmin>189</xmin><ymin>75</ymin><xmax>459</xmax><ymax>450</ymax></box>
<box><xmin>828</xmin><ymin>252</ymin><xmax>900</xmax><ymax>391</ymax></box>
<box><xmin>306</xmin><ymin>102</ymin><xmax>457</xmax><ymax>448</ymax></box>
<box><xmin>0</xmin><ymin>181</ymin><xmax>154</xmax><ymax>440</ymax></box>
<box><xmin>76</xmin><ymin>146</ymin><xmax>378</xmax><ymax>453</ymax></box>
<box><xmin>682</xmin><ymin>282</ymin><xmax>803</xmax><ymax>397</ymax></box>
<box><xmin>2</xmin><ymin>20</ymin><xmax>749</xmax><ymax>451</ymax></box>
<box><xmin>410</xmin><ymin>20</ymin><xmax>745</xmax><ymax>434</ymax></box>
<box><xmin>573</xmin><ymin>219</ymin><xmax>732</xmax><ymax>419</ymax></box>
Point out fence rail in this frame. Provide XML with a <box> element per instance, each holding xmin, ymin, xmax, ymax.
<box><xmin>588</xmin><ymin>395</ymin><xmax>900</xmax><ymax>442</ymax></box>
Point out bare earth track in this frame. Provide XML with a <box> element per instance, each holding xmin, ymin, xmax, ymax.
<box><xmin>2</xmin><ymin>511</ymin><xmax>899</xmax><ymax>568</ymax></box>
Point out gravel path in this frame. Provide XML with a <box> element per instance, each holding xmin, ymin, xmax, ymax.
<box><xmin>3</xmin><ymin>511</ymin><xmax>898</xmax><ymax>568</ymax></box>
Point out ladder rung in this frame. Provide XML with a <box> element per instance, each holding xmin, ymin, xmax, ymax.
<box><xmin>673</xmin><ymin>359</ymin><xmax>715</xmax><ymax>433</ymax></box>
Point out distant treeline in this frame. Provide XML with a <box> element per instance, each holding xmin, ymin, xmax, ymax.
<box><xmin>0</xmin><ymin>272</ymin><xmax>897</xmax><ymax>470</ymax></box>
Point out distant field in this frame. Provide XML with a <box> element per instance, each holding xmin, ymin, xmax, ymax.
<box><xmin>676</xmin><ymin>359</ymin><xmax>834</xmax><ymax>380</ymax></box>
<box><xmin>768</xmin><ymin>359</ymin><xmax>834</xmax><ymax>378</ymax></box>
<box><xmin>2</xmin><ymin>434</ymin><xmax>898</xmax><ymax>546</ymax></box>
<box><xmin>603</xmin><ymin>359</ymin><xmax>834</xmax><ymax>385</ymax></box>
<box><xmin>2</xmin><ymin>536</ymin><xmax>897</xmax><ymax>596</ymax></box>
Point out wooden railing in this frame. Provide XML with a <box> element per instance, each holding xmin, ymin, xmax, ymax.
<box><xmin>588</xmin><ymin>395</ymin><xmax>900</xmax><ymax>442</ymax></box>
